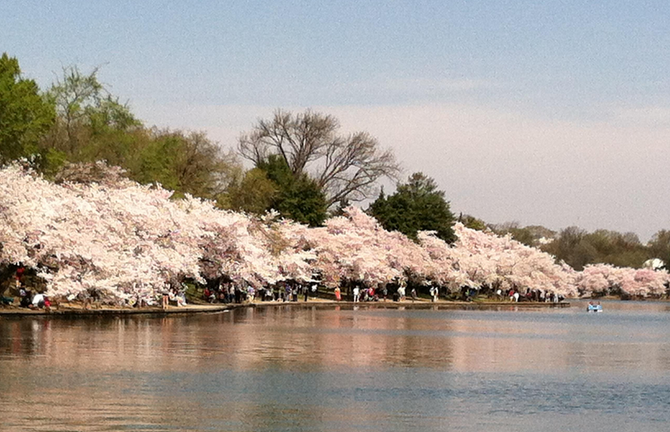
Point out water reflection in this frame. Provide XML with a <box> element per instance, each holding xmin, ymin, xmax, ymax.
<box><xmin>2</xmin><ymin>303</ymin><xmax>670</xmax><ymax>431</ymax></box>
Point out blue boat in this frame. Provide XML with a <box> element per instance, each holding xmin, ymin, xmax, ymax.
<box><xmin>587</xmin><ymin>303</ymin><xmax>603</xmax><ymax>313</ymax></box>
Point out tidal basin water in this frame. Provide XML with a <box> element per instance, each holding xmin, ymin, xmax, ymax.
<box><xmin>2</xmin><ymin>302</ymin><xmax>670</xmax><ymax>431</ymax></box>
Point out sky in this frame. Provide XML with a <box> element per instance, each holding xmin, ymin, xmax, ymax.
<box><xmin>3</xmin><ymin>0</ymin><xmax>670</xmax><ymax>240</ymax></box>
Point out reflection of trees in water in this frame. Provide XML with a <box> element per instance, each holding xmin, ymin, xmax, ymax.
<box><xmin>0</xmin><ymin>318</ymin><xmax>51</xmax><ymax>357</ymax></box>
<box><xmin>210</xmin><ymin>306</ymin><xmax>456</xmax><ymax>370</ymax></box>
<box><xmin>4</xmin><ymin>305</ymin><xmax>670</xmax><ymax>431</ymax></box>
<box><xmin>0</xmin><ymin>307</ymin><xmax>457</xmax><ymax>370</ymax></box>
<box><xmin>5</xmin><ymin>304</ymin><xmax>670</xmax><ymax>383</ymax></box>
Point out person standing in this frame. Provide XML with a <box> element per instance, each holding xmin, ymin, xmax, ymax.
<box><xmin>353</xmin><ymin>285</ymin><xmax>360</xmax><ymax>302</ymax></box>
<box><xmin>161</xmin><ymin>290</ymin><xmax>169</xmax><ymax>310</ymax></box>
<box><xmin>398</xmin><ymin>284</ymin><xmax>406</xmax><ymax>301</ymax></box>
<box><xmin>334</xmin><ymin>287</ymin><xmax>341</xmax><ymax>301</ymax></box>
<box><xmin>15</xmin><ymin>266</ymin><xmax>25</xmax><ymax>288</ymax></box>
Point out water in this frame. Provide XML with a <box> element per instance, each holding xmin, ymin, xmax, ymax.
<box><xmin>2</xmin><ymin>301</ymin><xmax>670</xmax><ymax>431</ymax></box>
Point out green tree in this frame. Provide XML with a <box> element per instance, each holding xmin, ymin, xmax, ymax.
<box><xmin>457</xmin><ymin>213</ymin><xmax>488</xmax><ymax>231</ymax></box>
<box><xmin>41</xmin><ymin>67</ymin><xmax>240</xmax><ymax>200</ymax></box>
<box><xmin>0</xmin><ymin>53</ymin><xmax>55</xmax><ymax>164</ymax></box>
<box><xmin>541</xmin><ymin>227</ymin><xmax>648</xmax><ymax>269</ymax></box>
<box><xmin>132</xmin><ymin>130</ymin><xmax>240</xmax><ymax>201</ymax></box>
<box><xmin>369</xmin><ymin>172</ymin><xmax>455</xmax><ymax>243</ymax></box>
<box><xmin>648</xmin><ymin>230</ymin><xmax>670</xmax><ymax>269</ymax></box>
<box><xmin>257</xmin><ymin>155</ymin><xmax>327</xmax><ymax>226</ymax></box>
<box><xmin>585</xmin><ymin>230</ymin><xmax>646</xmax><ymax>268</ymax></box>
<box><xmin>222</xmin><ymin>167</ymin><xmax>277</xmax><ymax>214</ymax></box>
<box><xmin>541</xmin><ymin>226</ymin><xmax>591</xmax><ymax>270</ymax></box>
<box><xmin>42</xmin><ymin>65</ymin><xmax>142</xmax><ymax>165</ymax></box>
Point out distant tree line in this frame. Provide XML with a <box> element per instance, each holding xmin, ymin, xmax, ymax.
<box><xmin>488</xmin><ymin>222</ymin><xmax>670</xmax><ymax>271</ymax></box>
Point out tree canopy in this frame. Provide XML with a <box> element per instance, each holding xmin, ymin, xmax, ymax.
<box><xmin>648</xmin><ymin>230</ymin><xmax>670</xmax><ymax>270</ymax></box>
<box><xmin>0</xmin><ymin>53</ymin><xmax>55</xmax><ymax>165</ymax></box>
<box><xmin>35</xmin><ymin>63</ymin><xmax>240</xmax><ymax>200</ymax></box>
<box><xmin>258</xmin><ymin>155</ymin><xmax>328</xmax><ymax>227</ymax></box>
<box><xmin>238</xmin><ymin>109</ymin><xmax>400</xmax><ymax>208</ymax></box>
<box><xmin>369</xmin><ymin>172</ymin><xmax>456</xmax><ymax>243</ymax></box>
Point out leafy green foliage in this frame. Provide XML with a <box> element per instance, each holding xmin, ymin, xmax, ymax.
<box><xmin>220</xmin><ymin>168</ymin><xmax>277</xmax><ymax>214</ymax></box>
<box><xmin>130</xmin><ymin>130</ymin><xmax>238</xmax><ymax>201</ymax></box>
<box><xmin>457</xmin><ymin>213</ymin><xmax>488</xmax><ymax>231</ymax></box>
<box><xmin>0</xmin><ymin>53</ymin><xmax>55</xmax><ymax>164</ymax></box>
<box><xmin>369</xmin><ymin>172</ymin><xmax>455</xmax><ymax>243</ymax></box>
<box><xmin>257</xmin><ymin>155</ymin><xmax>327</xmax><ymax>227</ymax></box>
<box><xmin>648</xmin><ymin>230</ymin><xmax>670</xmax><ymax>270</ymax></box>
<box><xmin>42</xmin><ymin>65</ymin><xmax>142</xmax><ymax>165</ymax></box>
<box><xmin>39</xmin><ymin>65</ymin><xmax>239</xmax><ymax>201</ymax></box>
<box><xmin>539</xmin><ymin>226</ymin><xmax>648</xmax><ymax>270</ymax></box>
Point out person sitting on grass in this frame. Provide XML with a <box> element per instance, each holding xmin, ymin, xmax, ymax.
<box><xmin>1</xmin><ymin>293</ymin><xmax>14</xmax><ymax>305</ymax></box>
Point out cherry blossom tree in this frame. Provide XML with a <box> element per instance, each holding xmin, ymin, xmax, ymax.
<box><xmin>576</xmin><ymin>264</ymin><xmax>669</xmax><ymax>297</ymax></box>
<box><xmin>2</xmin><ymin>163</ymin><xmax>667</xmax><ymax>304</ymax></box>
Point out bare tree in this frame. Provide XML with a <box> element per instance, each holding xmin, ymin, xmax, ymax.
<box><xmin>238</xmin><ymin>109</ymin><xmax>400</xmax><ymax>207</ymax></box>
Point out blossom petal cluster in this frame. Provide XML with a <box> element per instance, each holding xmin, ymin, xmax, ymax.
<box><xmin>1</xmin><ymin>165</ymin><xmax>667</xmax><ymax>303</ymax></box>
<box><xmin>576</xmin><ymin>264</ymin><xmax>669</xmax><ymax>297</ymax></box>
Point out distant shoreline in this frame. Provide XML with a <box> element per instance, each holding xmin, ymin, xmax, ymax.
<box><xmin>0</xmin><ymin>299</ymin><xmax>570</xmax><ymax>317</ymax></box>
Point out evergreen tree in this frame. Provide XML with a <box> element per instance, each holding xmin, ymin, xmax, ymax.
<box><xmin>369</xmin><ymin>172</ymin><xmax>455</xmax><ymax>243</ymax></box>
<box><xmin>258</xmin><ymin>155</ymin><xmax>327</xmax><ymax>226</ymax></box>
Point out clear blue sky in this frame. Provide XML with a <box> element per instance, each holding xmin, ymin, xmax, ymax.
<box><xmin>3</xmin><ymin>0</ymin><xmax>670</xmax><ymax>239</ymax></box>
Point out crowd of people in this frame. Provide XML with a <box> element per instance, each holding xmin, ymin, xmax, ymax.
<box><xmin>2</xmin><ymin>265</ymin><xmax>567</xmax><ymax>311</ymax></box>
<box><xmin>494</xmin><ymin>287</ymin><xmax>566</xmax><ymax>303</ymax></box>
<box><xmin>351</xmin><ymin>284</ymin><xmax>389</xmax><ymax>302</ymax></box>
<box><xmin>202</xmin><ymin>280</ymin><xmax>319</xmax><ymax>304</ymax></box>
<box><xmin>1</xmin><ymin>266</ymin><xmax>52</xmax><ymax>310</ymax></box>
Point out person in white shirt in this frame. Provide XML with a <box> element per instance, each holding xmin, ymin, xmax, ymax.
<box><xmin>32</xmin><ymin>293</ymin><xmax>45</xmax><ymax>308</ymax></box>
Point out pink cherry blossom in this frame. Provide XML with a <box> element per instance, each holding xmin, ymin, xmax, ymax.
<box><xmin>1</xmin><ymin>163</ymin><xmax>667</xmax><ymax>303</ymax></box>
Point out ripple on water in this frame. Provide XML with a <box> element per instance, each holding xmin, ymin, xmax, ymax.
<box><xmin>2</xmin><ymin>303</ymin><xmax>670</xmax><ymax>431</ymax></box>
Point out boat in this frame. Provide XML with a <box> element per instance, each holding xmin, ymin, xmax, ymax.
<box><xmin>587</xmin><ymin>303</ymin><xmax>603</xmax><ymax>313</ymax></box>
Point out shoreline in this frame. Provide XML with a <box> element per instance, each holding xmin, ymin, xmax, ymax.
<box><xmin>0</xmin><ymin>299</ymin><xmax>570</xmax><ymax>317</ymax></box>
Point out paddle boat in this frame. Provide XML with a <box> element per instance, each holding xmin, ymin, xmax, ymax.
<box><xmin>587</xmin><ymin>302</ymin><xmax>603</xmax><ymax>313</ymax></box>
